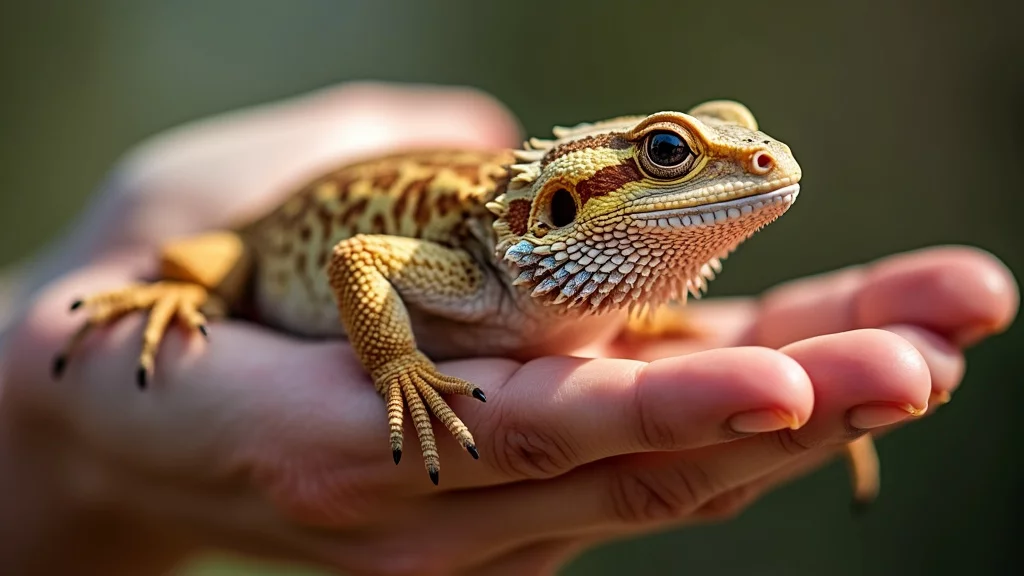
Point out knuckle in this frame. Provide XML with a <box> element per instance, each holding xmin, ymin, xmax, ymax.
<box><xmin>244</xmin><ymin>453</ymin><xmax>376</xmax><ymax>529</ymax></box>
<box><xmin>608</xmin><ymin>460</ymin><xmax>716</xmax><ymax>524</ymax></box>
<box><xmin>763</xmin><ymin>427</ymin><xmax>816</xmax><ymax>456</ymax></box>
<box><xmin>484</xmin><ymin>409</ymin><xmax>581</xmax><ymax>479</ymax></box>
<box><xmin>692</xmin><ymin>483</ymin><xmax>761</xmax><ymax>522</ymax></box>
<box><xmin>632</xmin><ymin>372</ymin><xmax>679</xmax><ymax>451</ymax></box>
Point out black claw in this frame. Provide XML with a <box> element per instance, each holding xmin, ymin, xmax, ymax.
<box><xmin>428</xmin><ymin>467</ymin><xmax>439</xmax><ymax>486</ymax></box>
<box><xmin>69</xmin><ymin>299</ymin><xmax>83</xmax><ymax>311</ymax></box>
<box><xmin>52</xmin><ymin>354</ymin><xmax>68</xmax><ymax>379</ymax></box>
<box><xmin>136</xmin><ymin>366</ymin><xmax>148</xmax><ymax>390</ymax></box>
<box><xmin>466</xmin><ymin>444</ymin><xmax>479</xmax><ymax>460</ymax></box>
<box><xmin>393</xmin><ymin>448</ymin><xmax>402</xmax><ymax>465</ymax></box>
<box><xmin>198</xmin><ymin>324</ymin><xmax>208</xmax><ymax>339</ymax></box>
<box><xmin>472</xmin><ymin>388</ymin><xmax>487</xmax><ymax>402</ymax></box>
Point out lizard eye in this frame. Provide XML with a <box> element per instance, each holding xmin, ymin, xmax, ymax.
<box><xmin>640</xmin><ymin>130</ymin><xmax>697</xmax><ymax>179</ymax></box>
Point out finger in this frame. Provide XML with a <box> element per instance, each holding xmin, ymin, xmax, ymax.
<box><xmin>419</xmin><ymin>329</ymin><xmax>930</xmax><ymax>553</ymax></box>
<box><xmin>604</xmin><ymin>245</ymin><xmax>1019</xmax><ymax>361</ymax></box>
<box><xmin>756</xmin><ymin>245</ymin><xmax>1018</xmax><ymax>349</ymax></box>
<box><xmin>883</xmin><ymin>324</ymin><xmax>965</xmax><ymax>403</ymax></box>
<box><xmin>428</xmin><ymin>346</ymin><xmax>815</xmax><ymax>489</ymax></box>
<box><xmin>708</xmin><ymin>323</ymin><xmax>968</xmax><ymax>511</ymax></box>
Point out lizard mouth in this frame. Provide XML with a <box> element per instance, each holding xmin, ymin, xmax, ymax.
<box><xmin>629</xmin><ymin>184</ymin><xmax>800</xmax><ymax>228</ymax></box>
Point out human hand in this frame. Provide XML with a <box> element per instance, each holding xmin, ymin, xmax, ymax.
<box><xmin>1</xmin><ymin>83</ymin><xmax>1017</xmax><ymax>576</ymax></box>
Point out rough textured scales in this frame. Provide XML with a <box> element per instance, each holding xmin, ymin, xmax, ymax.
<box><xmin>54</xmin><ymin>100</ymin><xmax>880</xmax><ymax>504</ymax></box>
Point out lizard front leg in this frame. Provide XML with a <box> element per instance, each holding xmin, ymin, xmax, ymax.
<box><xmin>328</xmin><ymin>234</ymin><xmax>491</xmax><ymax>485</ymax></box>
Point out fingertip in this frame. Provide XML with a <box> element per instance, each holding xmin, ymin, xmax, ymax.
<box><xmin>883</xmin><ymin>324</ymin><xmax>966</xmax><ymax>398</ymax></box>
<box><xmin>950</xmin><ymin>247</ymin><xmax>1019</xmax><ymax>344</ymax></box>
<box><xmin>642</xmin><ymin>347</ymin><xmax>816</xmax><ymax>428</ymax></box>
<box><xmin>782</xmin><ymin>329</ymin><xmax>932</xmax><ymax>413</ymax></box>
<box><xmin>859</xmin><ymin>245</ymin><xmax>1020</xmax><ymax>346</ymax></box>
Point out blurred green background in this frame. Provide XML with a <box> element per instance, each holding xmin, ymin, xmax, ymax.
<box><xmin>2</xmin><ymin>0</ymin><xmax>1021</xmax><ymax>574</ymax></box>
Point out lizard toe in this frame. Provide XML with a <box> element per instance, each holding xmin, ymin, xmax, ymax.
<box><xmin>57</xmin><ymin>281</ymin><xmax>211</xmax><ymax>388</ymax></box>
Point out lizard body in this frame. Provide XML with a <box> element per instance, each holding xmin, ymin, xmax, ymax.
<box><xmin>55</xmin><ymin>100</ymin><xmax>879</xmax><ymax>504</ymax></box>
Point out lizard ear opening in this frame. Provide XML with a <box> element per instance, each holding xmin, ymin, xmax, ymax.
<box><xmin>532</xmin><ymin>187</ymin><xmax>578</xmax><ymax>236</ymax></box>
<box><xmin>548</xmin><ymin>188</ymin><xmax>578</xmax><ymax>228</ymax></box>
<box><xmin>687</xmin><ymin>100</ymin><xmax>759</xmax><ymax>131</ymax></box>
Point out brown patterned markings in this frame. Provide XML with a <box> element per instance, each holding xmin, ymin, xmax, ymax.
<box><xmin>392</xmin><ymin>187</ymin><xmax>411</xmax><ymax>222</ymax></box>
<box><xmin>314</xmin><ymin>203</ymin><xmax>337</xmax><ymax>241</ymax></box>
<box><xmin>436</xmin><ymin>192</ymin><xmax>462</xmax><ymax>216</ymax></box>
<box><xmin>408</xmin><ymin>178</ymin><xmax>434</xmax><ymax>228</ymax></box>
<box><xmin>371</xmin><ymin>213</ymin><xmax>386</xmax><ymax>234</ymax></box>
<box><xmin>276</xmin><ymin>190</ymin><xmax>314</xmax><ymax>228</ymax></box>
<box><xmin>411</xmin><ymin>151</ymin><xmax>503</xmax><ymax>168</ymax></box>
<box><xmin>504</xmin><ymin>199</ymin><xmax>532</xmax><ymax>236</ymax></box>
<box><xmin>371</xmin><ymin>170</ymin><xmax>400</xmax><ymax>190</ymax></box>
<box><xmin>295</xmin><ymin>252</ymin><xmax>307</xmax><ymax>274</ymax></box>
<box><xmin>575</xmin><ymin>158</ymin><xmax>643</xmax><ymax>207</ymax></box>
<box><xmin>337</xmin><ymin>197</ymin><xmax>369</xmax><ymax>227</ymax></box>
<box><xmin>542</xmin><ymin>133</ymin><xmax>631</xmax><ymax>166</ymax></box>
<box><xmin>334</xmin><ymin>174</ymin><xmax>356</xmax><ymax>202</ymax></box>
<box><xmin>449</xmin><ymin>164</ymin><xmax>482</xmax><ymax>185</ymax></box>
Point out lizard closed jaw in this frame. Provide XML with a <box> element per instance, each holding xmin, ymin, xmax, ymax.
<box><xmin>631</xmin><ymin>183</ymin><xmax>800</xmax><ymax>229</ymax></box>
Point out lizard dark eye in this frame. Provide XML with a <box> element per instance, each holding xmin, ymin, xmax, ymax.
<box><xmin>647</xmin><ymin>132</ymin><xmax>689</xmax><ymax>166</ymax></box>
<box><xmin>549</xmin><ymin>188</ymin><xmax>577</xmax><ymax>228</ymax></box>
<box><xmin>639</xmin><ymin>130</ymin><xmax>697</xmax><ymax>179</ymax></box>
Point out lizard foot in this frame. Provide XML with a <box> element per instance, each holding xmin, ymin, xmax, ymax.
<box><xmin>53</xmin><ymin>281</ymin><xmax>212</xmax><ymax>389</ymax></box>
<box><xmin>373</xmin><ymin>352</ymin><xmax>485</xmax><ymax>485</ymax></box>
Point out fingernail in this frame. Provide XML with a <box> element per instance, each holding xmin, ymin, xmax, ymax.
<box><xmin>848</xmin><ymin>403</ymin><xmax>924</xmax><ymax>430</ymax></box>
<box><xmin>931</xmin><ymin>390</ymin><xmax>952</xmax><ymax>406</ymax></box>
<box><xmin>729</xmin><ymin>409</ymin><xmax>801</xmax><ymax>434</ymax></box>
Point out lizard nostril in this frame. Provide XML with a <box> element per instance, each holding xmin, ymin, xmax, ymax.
<box><xmin>751</xmin><ymin>151</ymin><xmax>774</xmax><ymax>174</ymax></box>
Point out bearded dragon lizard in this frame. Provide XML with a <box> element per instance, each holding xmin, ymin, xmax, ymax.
<box><xmin>52</xmin><ymin>100</ymin><xmax>880</xmax><ymax>505</ymax></box>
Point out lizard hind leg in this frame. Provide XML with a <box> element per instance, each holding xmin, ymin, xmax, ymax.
<box><xmin>54</xmin><ymin>282</ymin><xmax>213</xmax><ymax>389</ymax></box>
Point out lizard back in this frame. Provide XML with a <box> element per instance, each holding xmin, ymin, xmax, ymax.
<box><xmin>238</xmin><ymin>149</ymin><xmax>514</xmax><ymax>337</ymax></box>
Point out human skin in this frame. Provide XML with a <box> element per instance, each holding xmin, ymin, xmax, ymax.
<box><xmin>0</xmin><ymin>83</ymin><xmax>1017</xmax><ymax>576</ymax></box>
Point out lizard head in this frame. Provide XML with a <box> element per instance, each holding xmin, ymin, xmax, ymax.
<box><xmin>487</xmin><ymin>100</ymin><xmax>802</xmax><ymax>314</ymax></box>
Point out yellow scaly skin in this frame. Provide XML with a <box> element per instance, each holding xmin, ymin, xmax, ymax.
<box><xmin>52</xmin><ymin>100</ymin><xmax>879</xmax><ymax>504</ymax></box>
